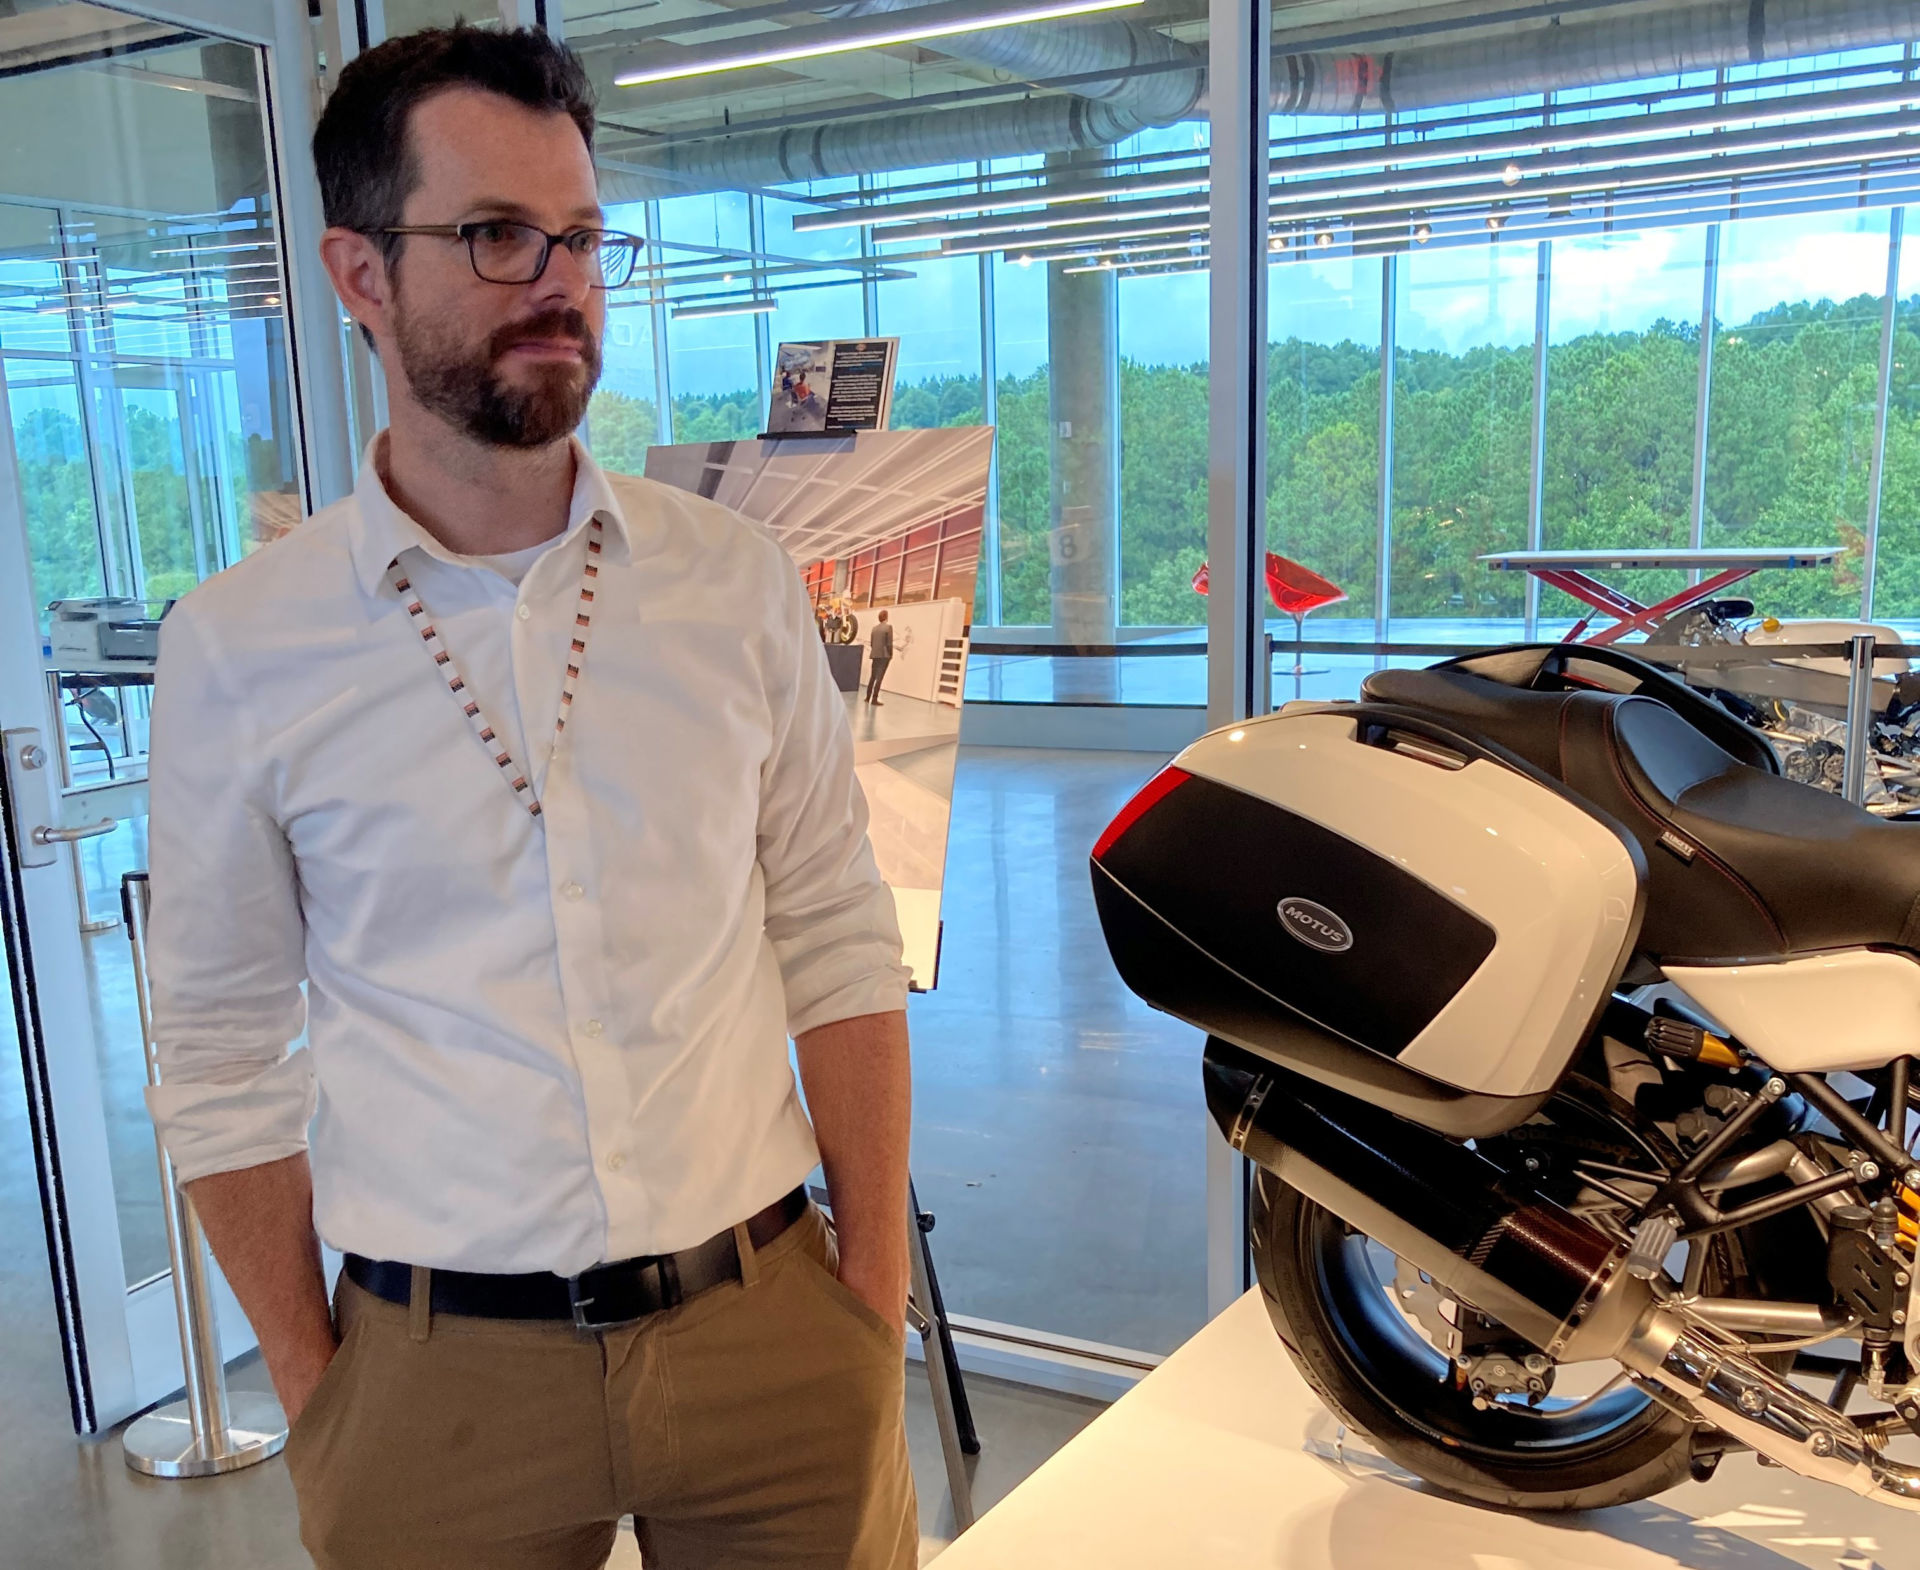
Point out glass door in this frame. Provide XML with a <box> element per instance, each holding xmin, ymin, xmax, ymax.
<box><xmin>0</xmin><ymin>0</ymin><xmax>316</xmax><ymax>1434</ymax></box>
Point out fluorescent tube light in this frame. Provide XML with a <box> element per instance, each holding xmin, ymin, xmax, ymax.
<box><xmin>671</xmin><ymin>296</ymin><xmax>780</xmax><ymax>320</ymax></box>
<box><xmin>614</xmin><ymin>0</ymin><xmax>1141</xmax><ymax>88</ymax></box>
<box><xmin>795</xmin><ymin>165</ymin><xmax>1208</xmax><ymax>232</ymax></box>
<box><xmin>615</xmin><ymin>0</ymin><xmax>1142</xmax><ymax>87</ymax></box>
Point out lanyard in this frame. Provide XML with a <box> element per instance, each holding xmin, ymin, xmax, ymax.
<box><xmin>387</xmin><ymin>518</ymin><xmax>604</xmax><ymax>818</ymax></box>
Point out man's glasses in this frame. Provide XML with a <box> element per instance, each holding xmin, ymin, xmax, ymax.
<box><xmin>380</xmin><ymin>221</ymin><xmax>645</xmax><ymax>290</ymax></box>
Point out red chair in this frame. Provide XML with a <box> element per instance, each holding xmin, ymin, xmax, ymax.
<box><xmin>1194</xmin><ymin>553</ymin><xmax>1347</xmax><ymax>698</ymax></box>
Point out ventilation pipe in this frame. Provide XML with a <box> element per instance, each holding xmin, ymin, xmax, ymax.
<box><xmin>597</xmin><ymin>0</ymin><xmax>1919</xmax><ymax>202</ymax></box>
<box><xmin>1267</xmin><ymin>0</ymin><xmax>1920</xmax><ymax>114</ymax></box>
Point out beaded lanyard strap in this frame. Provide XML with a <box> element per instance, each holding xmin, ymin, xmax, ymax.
<box><xmin>387</xmin><ymin>517</ymin><xmax>604</xmax><ymax>818</ymax></box>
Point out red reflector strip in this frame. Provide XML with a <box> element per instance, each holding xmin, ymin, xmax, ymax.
<box><xmin>1092</xmin><ymin>766</ymin><xmax>1192</xmax><ymax>862</ymax></box>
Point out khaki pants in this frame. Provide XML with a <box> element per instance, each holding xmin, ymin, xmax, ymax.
<box><xmin>285</xmin><ymin>1204</ymin><xmax>918</xmax><ymax>1570</ymax></box>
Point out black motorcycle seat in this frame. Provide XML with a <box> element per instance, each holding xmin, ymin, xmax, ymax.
<box><xmin>1364</xmin><ymin>667</ymin><xmax>1920</xmax><ymax>964</ymax></box>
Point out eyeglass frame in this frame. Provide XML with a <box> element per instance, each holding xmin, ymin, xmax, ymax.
<box><xmin>377</xmin><ymin>221</ymin><xmax>646</xmax><ymax>289</ymax></box>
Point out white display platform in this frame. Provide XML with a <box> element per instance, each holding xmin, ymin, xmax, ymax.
<box><xmin>933</xmin><ymin>1290</ymin><xmax>1915</xmax><ymax>1570</ymax></box>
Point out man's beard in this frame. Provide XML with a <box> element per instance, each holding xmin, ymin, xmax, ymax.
<box><xmin>393</xmin><ymin>298</ymin><xmax>603</xmax><ymax>449</ymax></box>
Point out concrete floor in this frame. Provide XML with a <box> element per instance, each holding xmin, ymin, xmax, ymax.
<box><xmin>906</xmin><ymin>747</ymin><xmax>1208</xmax><ymax>1356</ymax></box>
<box><xmin>0</xmin><ymin>743</ymin><xmax>1181</xmax><ymax>1566</ymax></box>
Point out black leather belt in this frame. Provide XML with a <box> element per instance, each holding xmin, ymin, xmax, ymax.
<box><xmin>343</xmin><ymin>1185</ymin><xmax>808</xmax><ymax>1331</ymax></box>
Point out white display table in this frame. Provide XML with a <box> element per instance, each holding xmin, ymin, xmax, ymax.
<box><xmin>933</xmin><ymin>1290</ymin><xmax>1915</xmax><ymax>1570</ymax></box>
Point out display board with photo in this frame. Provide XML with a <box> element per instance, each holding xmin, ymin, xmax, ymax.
<box><xmin>765</xmin><ymin>338</ymin><xmax>899</xmax><ymax>434</ymax></box>
<box><xmin>645</xmin><ymin>426</ymin><xmax>993</xmax><ymax>990</ymax></box>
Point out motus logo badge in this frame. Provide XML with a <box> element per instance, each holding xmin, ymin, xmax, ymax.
<box><xmin>1277</xmin><ymin>897</ymin><xmax>1353</xmax><ymax>954</ymax></box>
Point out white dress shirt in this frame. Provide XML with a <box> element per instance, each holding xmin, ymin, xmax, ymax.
<box><xmin>145</xmin><ymin>437</ymin><xmax>908</xmax><ymax>1275</ymax></box>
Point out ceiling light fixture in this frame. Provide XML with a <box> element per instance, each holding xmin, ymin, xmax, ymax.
<box><xmin>793</xmin><ymin>166</ymin><xmax>1209</xmax><ymax>232</ymax></box>
<box><xmin>1502</xmin><ymin>161</ymin><xmax>1523</xmax><ymax>186</ymax></box>
<box><xmin>615</xmin><ymin>0</ymin><xmax>1143</xmax><ymax>87</ymax></box>
<box><xmin>1412</xmin><ymin>222</ymin><xmax>1432</xmax><ymax>243</ymax></box>
<box><xmin>671</xmin><ymin>296</ymin><xmax>779</xmax><ymax>320</ymax></box>
<box><xmin>870</xmin><ymin>192</ymin><xmax>1207</xmax><ymax>247</ymax></box>
<box><xmin>1314</xmin><ymin>230</ymin><xmax>1333</xmax><ymax>248</ymax></box>
<box><xmin>149</xmin><ymin>239</ymin><xmax>278</xmax><ymax>257</ymax></box>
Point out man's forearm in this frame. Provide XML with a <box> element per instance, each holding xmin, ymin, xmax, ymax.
<box><xmin>186</xmin><ymin>1153</ymin><xmax>336</xmax><ymax>1420</ymax></box>
<box><xmin>794</xmin><ymin>1008</ymin><xmax>912</xmax><ymax>1332</ymax></box>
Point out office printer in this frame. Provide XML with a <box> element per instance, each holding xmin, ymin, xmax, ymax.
<box><xmin>48</xmin><ymin>598</ymin><xmax>168</xmax><ymax>668</ymax></box>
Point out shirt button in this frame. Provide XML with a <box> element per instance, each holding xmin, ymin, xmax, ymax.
<box><xmin>562</xmin><ymin>881</ymin><xmax>584</xmax><ymax>901</ymax></box>
<box><xmin>582</xmin><ymin>1019</ymin><xmax>604</xmax><ymax>1039</ymax></box>
<box><xmin>606</xmin><ymin>1152</ymin><xmax>625</xmax><ymax>1172</ymax></box>
<box><xmin>516</xmin><ymin>604</ymin><xmax>531</xmax><ymax>621</ymax></box>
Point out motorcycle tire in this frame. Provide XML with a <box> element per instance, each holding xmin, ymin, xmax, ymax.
<box><xmin>1253</xmin><ymin>1168</ymin><xmax>1703</xmax><ymax>1512</ymax></box>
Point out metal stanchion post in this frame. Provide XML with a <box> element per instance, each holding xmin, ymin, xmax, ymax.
<box><xmin>906</xmin><ymin>1181</ymin><xmax>977</xmax><ymax>1533</ymax></box>
<box><xmin>1842</xmin><ymin>633</ymin><xmax>1877</xmax><ymax>807</ymax></box>
<box><xmin>120</xmin><ymin>872</ymin><xmax>287</xmax><ymax>1477</ymax></box>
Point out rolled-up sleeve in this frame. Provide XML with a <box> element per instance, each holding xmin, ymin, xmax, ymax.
<box><xmin>145</xmin><ymin>604</ymin><xmax>313</xmax><ymax>1183</ymax></box>
<box><xmin>757</xmin><ymin>558</ymin><xmax>911</xmax><ymax>1038</ymax></box>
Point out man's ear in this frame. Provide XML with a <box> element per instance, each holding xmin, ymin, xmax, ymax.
<box><xmin>319</xmin><ymin>226</ymin><xmax>393</xmax><ymax>346</ymax></box>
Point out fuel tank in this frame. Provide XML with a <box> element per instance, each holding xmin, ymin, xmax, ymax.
<box><xmin>1090</xmin><ymin>705</ymin><xmax>1646</xmax><ymax>1138</ymax></box>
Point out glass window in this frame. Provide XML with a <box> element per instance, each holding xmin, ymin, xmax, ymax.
<box><xmin>6</xmin><ymin>357</ymin><xmax>105</xmax><ymax>607</ymax></box>
<box><xmin>990</xmin><ymin>252</ymin><xmax>1051</xmax><ymax>627</ymax></box>
<box><xmin>1118</xmin><ymin>241</ymin><xmax>1210</xmax><ymax>629</ymax></box>
<box><xmin>1390</xmin><ymin>239</ymin><xmax>1537</xmax><ymax>635</ymax></box>
<box><xmin>1703</xmin><ymin>209</ymin><xmax>1892</xmax><ymax>619</ymax></box>
<box><xmin>0</xmin><ymin>202</ymin><xmax>74</xmax><ymax>355</ymax></box>
<box><xmin>1267</xmin><ymin>250</ymin><xmax>1385</xmax><ymax>638</ymax></box>
<box><xmin>586</xmin><ymin>199</ymin><xmax>661</xmax><ymax>472</ymax></box>
<box><xmin>1873</xmin><ymin>216</ymin><xmax>1920</xmax><ymax>622</ymax></box>
<box><xmin>658</xmin><ymin>192</ymin><xmax>763</xmax><ymax>440</ymax></box>
<box><xmin>1540</xmin><ymin>227</ymin><xmax>1708</xmax><ymax>624</ymax></box>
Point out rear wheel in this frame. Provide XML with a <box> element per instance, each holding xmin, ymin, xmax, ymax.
<box><xmin>1250</xmin><ymin>1078</ymin><xmax>1734</xmax><ymax>1512</ymax></box>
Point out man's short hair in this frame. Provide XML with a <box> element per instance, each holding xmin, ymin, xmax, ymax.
<box><xmin>313</xmin><ymin>24</ymin><xmax>595</xmax><ymax>249</ymax></box>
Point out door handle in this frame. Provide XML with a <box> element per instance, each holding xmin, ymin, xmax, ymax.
<box><xmin>5</xmin><ymin>727</ymin><xmax>119</xmax><ymax>869</ymax></box>
<box><xmin>32</xmin><ymin>818</ymin><xmax>117</xmax><ymax>846</ymax></box>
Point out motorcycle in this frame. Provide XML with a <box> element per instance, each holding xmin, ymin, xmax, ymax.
<box><xmin>1091</xmin><ymin>642</ymin><xmax>1920</xmax><ymax>1513</ymax></box>
<box><xmin>1642</xmin><ymin>601</ymin><xmax>1920</xmax><ymax>815</ymax></box>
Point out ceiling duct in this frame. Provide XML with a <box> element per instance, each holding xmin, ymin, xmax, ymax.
<box><xmin>1270</xmin><ymin>0</ymin><xmax>1919</xmax><ymax>113</ymax></box>
<box><xmin>598</xmin><ymin>0</ymin><xmax>1918</xmax><ymax>203</ymax></box>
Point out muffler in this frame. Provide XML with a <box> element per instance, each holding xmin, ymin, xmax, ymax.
<box><xmin>1621</xmin><ymin>1317</ymin><xmax>1920</xmax><ymax>1510</ymax></box>
<box><xmin>1208</xmin><ymin>1042</ymin><xmax>1920</xmax><ymax>1511</ymax></box>
<box><xmin>1205</xmin><ymin>1043</ymin><xmax>1650</xmax><ymax>1363</ymax></box>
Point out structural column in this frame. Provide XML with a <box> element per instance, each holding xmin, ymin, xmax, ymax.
<box><xmin>1046</xmin><ymin>149</ymin><xmax>1120</xmax><ymax>652</ymax></box>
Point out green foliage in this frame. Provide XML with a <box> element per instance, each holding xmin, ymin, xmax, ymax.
<box><xmin>28</xmin><ymin>289</ymin><xmax>1920</xmax><ymax>635</ymax></box>
<box><xmin>14</xmin><ymin>403</ymin><xmax>104</xmax><ymax>609</ymax></box>
<box><xmin>584</xmin><ymin>389</ymin><xmax>662</xmax><ymax>476</ymax></box>
<box><xmin>672</xmin><ymin>390</ymin><xmax>761</xmax><ymax>443</ymax></box>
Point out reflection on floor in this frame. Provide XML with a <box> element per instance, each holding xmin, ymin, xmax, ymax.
<box><xmin>906</xmin><ymin>747</ymin><xmax>1207</xmax><ymax>1357</ymax></box>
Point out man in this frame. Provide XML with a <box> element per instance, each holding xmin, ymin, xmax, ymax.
<box><xmin>145</xmin><ymin>26</ymin><xmax>916</xmax><ymax>1570</ymax></box>
<box><xmin>866</xmin><ymin>609</ymin><xmax>894</xmax><ymax>705</ymax></box>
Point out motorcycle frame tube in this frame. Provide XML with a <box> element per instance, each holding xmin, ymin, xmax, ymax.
<box><xmin>1622</xmin><ymin>1315</ymin><xmax>1920</xmax><ymax>1510</ymax></box>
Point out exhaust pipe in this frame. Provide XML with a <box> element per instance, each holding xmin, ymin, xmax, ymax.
<box><xmin>1208</xmin><ymin>1042</ymin><xmax>1920</xmax><ymax>1512</ymax></box>
<box><xmin>1204</xmin><ymin>1044</ymin><xmax>1650</xmax><ymax>1363</ymax></box>
<box><xmin>1622</xmin><ymin>1318</ymin><xmax>1920</xmax><ymax>1510</ymax></box>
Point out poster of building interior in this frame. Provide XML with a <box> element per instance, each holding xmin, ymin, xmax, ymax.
<box><xmin>644</xmin><ymin>426</ymin><xmax>993</xmax><ymax>990</ymax></box>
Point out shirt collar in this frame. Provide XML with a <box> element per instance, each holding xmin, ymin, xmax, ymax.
<box><xmin>346</xmin><ymin>431</ymin><xmax>635</xmax><ymax>598</ymax></box>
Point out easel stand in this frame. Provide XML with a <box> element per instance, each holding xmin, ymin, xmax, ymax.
<box><xmin>120</xmin><ymin>872</ymin><xmax>289</xmax><ymax>1477</ymax></box>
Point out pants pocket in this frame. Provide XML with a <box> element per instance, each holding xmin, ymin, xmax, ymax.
<box><xmin>790</xmin><ymin>1210</ymin><xmax>907</xmax><ymax>1356</ymax></box>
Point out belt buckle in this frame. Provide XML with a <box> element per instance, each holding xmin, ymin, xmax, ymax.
<box><xmin>567</xmin><ymin>1255</ymin><xmax>681</xmax><ymax>1331</ymax></box>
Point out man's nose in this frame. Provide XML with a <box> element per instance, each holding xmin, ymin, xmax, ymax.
<box><xmin>530</xmin><ymin>236</ymin><xmax>595</xmax><ymax>309</ymax></box>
